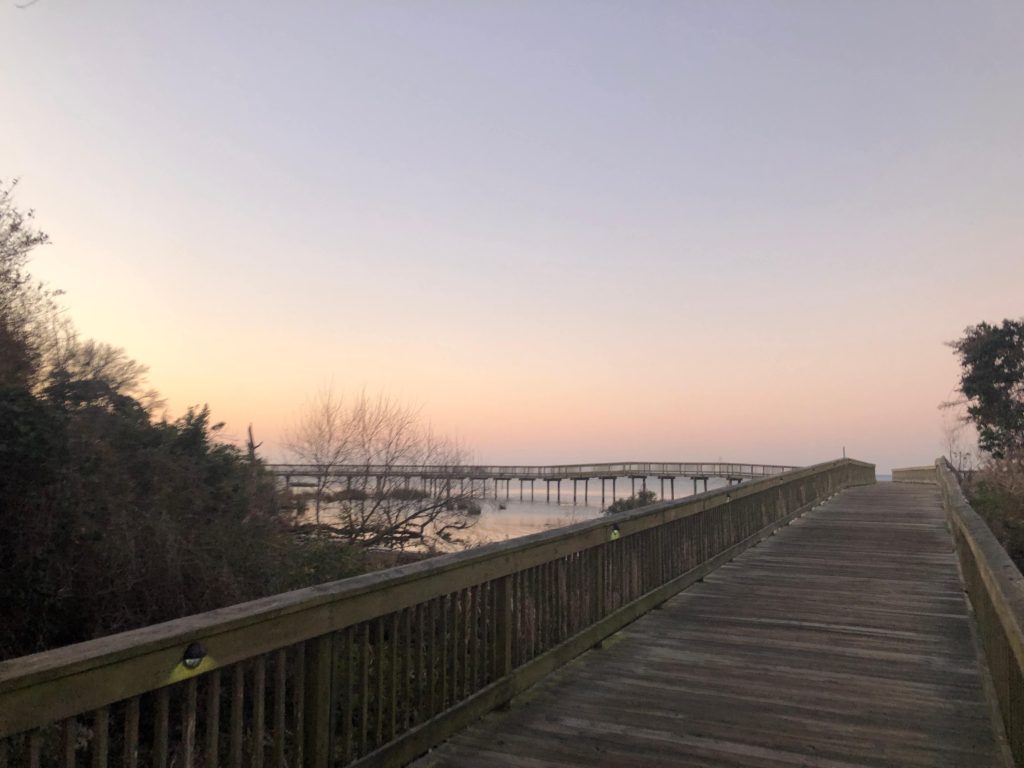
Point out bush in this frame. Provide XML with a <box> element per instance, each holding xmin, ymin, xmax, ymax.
<box><xmin>604</xmin><ymin>489</ymin><xmax>658</xmax><ymax>515</ymax></box>
<box><xmin>965</xmin><ymin>453</ymin><xmax>1024</xmax><ymax>572</ymax></box>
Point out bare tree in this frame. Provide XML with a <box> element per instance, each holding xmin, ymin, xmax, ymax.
<box><xmin>286</xmin><ymin>390</ymin><xmax>477</xmax><ymax>549</ymax></box>
<box><xmin>285</xmin><ymin>387</ymin><xmax>350</xmax><ymax>524</ymax></box>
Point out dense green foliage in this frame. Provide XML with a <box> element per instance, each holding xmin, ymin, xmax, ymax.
<box><xmin>0</xmin><ymin>181</ymin><xmax>364</xmax><ymax>659</ymax></box>
<box><xmin>604</xmin><ymin>489</ymin><xmax>657</xmax><ymax>515</ymax></box>
<box><xmin>949</xmin><ymin>319</ymin><xmax>1024</xmax><ymax>459</ymax></box>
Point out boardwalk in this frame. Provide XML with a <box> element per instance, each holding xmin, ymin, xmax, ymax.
<box><xmin>413</xmin><ymin>483</ymin><xmax>1007</xmax><ymax>767</ymax></box>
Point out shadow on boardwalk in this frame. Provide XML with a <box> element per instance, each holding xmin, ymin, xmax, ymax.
<box><xmin>413</xmin><ymin>483</ymin><xmax>1006</xmax><ymax>767</ymax></box>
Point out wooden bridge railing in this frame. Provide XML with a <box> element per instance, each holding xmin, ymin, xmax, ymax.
<box><xmin>0</xmin><ymin>458</ymin><xmax>874</xmax><ymax>768</ymax></box>
<box><xmin>935</xmin><ymin>458</ymin><xmax>1024</xmax><ymax>765</ymax></box>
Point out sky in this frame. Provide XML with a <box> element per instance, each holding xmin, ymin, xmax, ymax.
<box><xmin>1</xmin><ymin>2</ymin><xmax>1022</xmax><ymax>473</ymax></box>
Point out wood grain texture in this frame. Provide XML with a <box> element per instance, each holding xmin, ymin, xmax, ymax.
<box><xmin>413</xmin><ymin>484</ymin><xmax>1006</xmax><ymax>767</ymax></box>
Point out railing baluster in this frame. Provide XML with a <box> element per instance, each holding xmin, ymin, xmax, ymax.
<box><xmin>468</xmin><ymin>585</ymin><xmax>479</xmax><ymax>692</ymax></box>
<box><xmin>293</xmin><ymin>643</ymin><xmax>305</xmax><ymax>768</ymax></box>
<box><xmin>389</xmin><ymin>612</ymin><xmax>399</xmax><ymax>742</ymax></box>
<box><xmin>493</xmin><ymin>575</ymin><xmax>512</xmax><ymax>681</ymax></box>
<box><xmin>303</xmin><ymin>635</ymin><xmax>335</xmax><ymax>768</ymax></box>
<box><xmin>274</xmin><ymin>649</ymin><xmax>287</xmax><ymax>768</ymax></box>
<box><xmin>374</xmin><ymin>617</ymin><xmax>385</xmax><ymax>750</ymax></box>
<box><xmin>94</xmin><ymin>708</ymin><xmax>110</xmax><ymax>768</ymax></box>
<box><xmin>253</xmin><ymin>656</ymin><xmax>266</xmax><ymax>768</ymax></box>
<box><xmin>62</xmin><ymin>717</ymin><xmax>76</xmax><ymax>768</ymax></box>
<box><xmin>403</xmin><ymin>607</ymin><xmax>413</xmax><ymax>730</ymax></box>
<box><xmin>182</xmin><ymin>680</ymin><xmax>197</xmax><ymax>768</ymax></box>
<box><xmin>204</xmin><ymin>671</ymin><xmax>220</xmax><ymax>768</ymax></box>
<box><xmin>339</xmin><ymin>628</ymin><xmax>353</xmax><ymax>766</ymax></box>
<box><xmin>416</xmin><ymin>604</ymin><xmax>426</xmax><ymax>725</ymax></box>
<box><xmin>359</xmin><ymin>624</ymin><xmax>369</xmax><ymax>758</ymax></box>
<box><xmin>230</xmin><ymin>665</ymin><xmax>244</xmax><ymax>768</ymax></box>
<box><xmin>427</xmin><ymin>600</ymin><xmax>438</xmax><ymax>718</ymax></box>
<box><xmin>28</xmin><ymin>731</ymin><xmax>41</xmax><ymax>768</ymax></box>
<box><xmin>154</xmin><ymin>688</ymin><xmax>170</xmax><ymax>768</ymax></box>
<box><xmin>125</xmin><ymin>698</ymin><xmax>141</xmax><ymax>768</ymax></box>
<box><xmin>439</xmin><ymin>597</ymin><xmax>449</xmax><ymax>711</ymax></box>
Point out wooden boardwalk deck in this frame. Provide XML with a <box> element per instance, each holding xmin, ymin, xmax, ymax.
<box><xmin>412</xmin><ymin>483</ymin><xmax>1008</xmax><ymax>767</ymax></box>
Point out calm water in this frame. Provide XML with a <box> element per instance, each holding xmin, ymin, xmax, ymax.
<box><xmin>467</xmin><ymin>475</ymin><xmax>732</xmax><ymax>545</ymax></box>
<box><xmin>303</xmin><ymin>475</ymin><xmax>733</xmax><ymax>549</ymax></box>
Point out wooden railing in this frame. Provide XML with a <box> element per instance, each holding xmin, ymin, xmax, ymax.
<box><xmin>892</xmin><ymin>465</ymin><xmax>938</xmax><ymax>483</ymax></box>
<box><xmin>0</xmin><ymin>459</ymin><xmax>874</xmax><ymax>768</ymax></box>
<box><xmin>936</xmin><ymin>458</ymin><xmax>1024</xmax><ymax>765</ymax></box>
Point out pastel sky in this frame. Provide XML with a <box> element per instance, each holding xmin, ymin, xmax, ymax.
<box><xmin>2</xmin><ymin>2</ymin><xmax>1022</xmax><ymax>473</ymax></box>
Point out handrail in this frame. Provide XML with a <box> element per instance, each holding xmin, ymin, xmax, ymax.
<box><xmin>0</xmin><ymin>458</ymin><xmax>874</xmax><ymax>767</ymax></box>
<box><xmin>936</xmin><ymin>457</ymin><xmax>1024</xmax><ymax>765</ymax></box>
<box><xmin>892</xmin><ymin>465</ymin><xmax>938</xmax><ymax>483</ymax></box>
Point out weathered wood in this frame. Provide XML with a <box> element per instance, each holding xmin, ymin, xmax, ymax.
<box><xmin>125</xmin><ymin>696</ymin><xmax>141</xmax><ymax>768</ymax></box>
<box><xmin>413</xmin><ymin>483</ymin><xmax>1007</xmax><ymax>768</ymax></box>
<box><xmin>0</xmin><ymin>460</ymin><xmax>877</xmax><ymax>768</ymax></box>
<box><xmin>302</xmin><ymin>635</ymin><xmax>334</xmax><ymax>768</ymax></box>
<box><xmin>353</xmin><ymin>481</ymin><xmax>827</xmax><ymax>768</ymax></box>
<box><xmin>274</xmin><ymin>649</ymin><xmax>286</xmax><ymax>768</ymax></box>
<box><xmin>252</xmin><ymin>656</ymin><xmax>265</xmax><ymax>768</ymax></box>
<box><xmin>229</xmin><ymin>666</ymin><xmax>243</xmax><ymax>768</ymax></box>
<box><xmin>937</xmin><ymin>458</ymin><xmax>1024</xmax><ymax>765</ymax></box>
<box><xmin>180</xmin><ymin>680</ymin><xmax>195</xmax><ymax>768</ymax></box>
<box><xmin>153</xmin><ymin>688</ymin><xmax>169</xmax><ymax>768</ymax></box>
<box><xmin>203</xmin><ymin>671</ymin><xmax>220</xmax><ymax>768</ymax></box>
<box><xmin>0</xmin><ymin>460</ymin><xmax>870</xmax><ymax>742</ymax></box>
<box><xmin>61</xmin><ymin>718</ymin><xmax>75</xmax><ymax>768</ymax></box>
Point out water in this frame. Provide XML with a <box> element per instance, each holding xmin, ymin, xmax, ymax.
<box><xmin>466</xmin><ymin>475</ymin><xmax>732</xmax><ymax>545</ymax></box>
<box><xmin>299</xmin><ymin>475</ymin><xmax>734</xmax><ymax>550</ymax></box>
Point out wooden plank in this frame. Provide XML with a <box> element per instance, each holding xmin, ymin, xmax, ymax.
<box><xmin>412</xmin><ymin>483</ymin><xmax>1006</xmax><ymax>768</ymax></box>
<box><xmin>153</xmin><ymin>688</ymin><xmax>169</xmax><ymax>768</ymax></box>
<box><xmin>91</xmin><ymin>707</ymin><xmax>108</xmax><ymax>768</ymax></box>
<box><xmin>229</xmin><ymin>665</ymin><xmax>243</xmax><ymax>768</ymax></box>
<box><xmin>274</xmin><ymin>649</ymin><xmax>286</xmax><ymax>768</ymax></box>
<box><xmin>124</xmin><ymin>699</ymin><xmax>140</xmax><ymax>768</ymax></box>
<box><xmin>302</xmin><ymin>636</ymin><xmax>334</xmax><ymax>768</ymax></box>
<box><xmin>203</xmin><ymin>670</ymin><xmax>219</xmax><ymax>768</ymax></box>
<box><xmin>253</xmin><ymin>656</ymin><xmax>265</xmax><ymax>768</ymax></box>
<box><xmin>181</xmin><ymin>680</ymin><xmax>196</xmax><ymax>768</ymax></box>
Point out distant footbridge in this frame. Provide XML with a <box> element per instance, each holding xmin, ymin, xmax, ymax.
<box><xmin>266</xmin><ymin>461</ymin><xmax>799</xmax><ymax>504</ymax></box>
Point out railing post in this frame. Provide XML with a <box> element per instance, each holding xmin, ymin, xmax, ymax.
<box><xmin>303</xmin><ymin>634</ymin><xmax>336</xmax><ymax>768</ymax></box>
<box><xmin>493</xmin><ymin>576</ymin><xmax>513</xmax><ymax>682</ymax></box>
